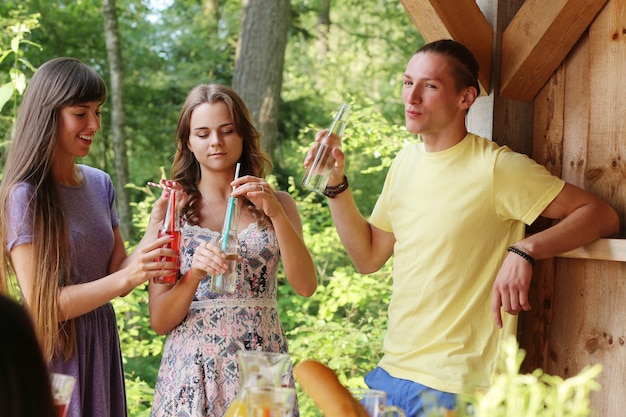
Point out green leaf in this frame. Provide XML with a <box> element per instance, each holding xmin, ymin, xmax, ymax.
<box><xmin>0</xmin><ymin>82</ymin><xmax>15</xmax><ymax>113</ymax></box>
<box><xmin>10</xmin><ymin>69</ymin><xmax>26</xmax><ymax>94</ymax></box>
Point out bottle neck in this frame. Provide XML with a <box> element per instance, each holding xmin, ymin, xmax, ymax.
<box><xmin>163</xmin><ymin>190</ymin><xmax>180</xmax><ymax>231</ymax></box>
<box><xmin>221</xmin><ymin>197</ymin><xmax>239</xmax><ymax>235</ymax></box>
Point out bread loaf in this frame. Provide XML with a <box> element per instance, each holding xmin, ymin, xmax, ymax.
<box><xmin>294</xmin><ymin>359</ymin><xmax>370</xmax><ymax>417</ymax></box>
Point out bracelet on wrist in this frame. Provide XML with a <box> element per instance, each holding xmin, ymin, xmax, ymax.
<box><xmin>323</xmin><ymin>175</ymin><xmax>349</xmax><ymax>198</ymax></box>
<box><xmin>507</xmin><ymin>245</ymin><xmax>536</xmax><ymax>267</ymax></box>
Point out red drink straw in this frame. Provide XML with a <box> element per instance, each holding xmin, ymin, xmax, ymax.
<box><xmin>169</xmin><ymin>190</ymin><xmax>176</xmax><ymax>231</ymax></box>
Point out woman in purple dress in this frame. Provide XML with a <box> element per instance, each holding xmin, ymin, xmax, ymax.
<box><xmin>0</xmin><ymin>57</ymin><xmax>177</xmax><ymax>417</ymax></box>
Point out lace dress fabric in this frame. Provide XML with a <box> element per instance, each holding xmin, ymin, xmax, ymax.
<box><xmin>151</xmin><ymin>222</ymin><xmax>298</xmax><ymax>416</ymax></box>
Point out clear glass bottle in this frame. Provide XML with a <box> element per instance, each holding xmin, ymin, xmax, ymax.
<box><xmin>153</xmin><ymin>189</ymin><xmax>181</xmax><ymax>284</ymax></box>
<box><xmin>223</xmin><ymin>350</ymin><xmax>292</xmax><ymax>417</ymax></box>
<box><xmin>211</xmin><ymin>197</ymin><xmax>240</xmax><ymax>294</ymax></box>
<box><xmin>301</xmin><ymin>102</ymin><xmax>351</xmax><ymax>193</ymax></box>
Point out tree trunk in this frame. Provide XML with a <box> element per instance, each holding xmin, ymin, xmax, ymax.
<box><xmin>316</xmin><ymin>0</ymin><xmax>331</xmax><ymax>59</ymax></box>
<box><xmin>233</xmin><ymin>0</ymin><xmax>290</xmax><ymax>158</ymax></box>
<box><xmin>102</xmin><ymin>0</ymin><xmax>131</xmax><ymax>239</ymax></box>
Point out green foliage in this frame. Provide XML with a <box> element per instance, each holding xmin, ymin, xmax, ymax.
<box><xmin>113</xmin><ymin>285</ymin><xmax>165</xmax><ymax>415</ymax></box>
<box><xmin>450</xmin><ymin>336</ymin><xmax>602</xmax><ymax>417</ymax></box>
<box><xmin>0</xmin><ymin>6</ymin><xmax>40</xmax><ymax>143</ymax></box>
<box><xmin>285</xmin><ymin>98</ymin><xmax>416</xmax><ymax>216</ymax></box>
<box><xmin>112</xmin><ymin>185</ymin><xmax>164</xmax><ymax>416</ymax></box>
<box><xmin>2</xmin><ymin>2</ymin><xmax>421</xmax><ymax>416</ymax></box>
<box><xmin>270</xmin><ymin>94</ymin><xmax>411</xmax><ymax>413</ymax></box>
<box><xmin>124</xmin><ymin>375</ymin><xmax>157</xmax><ymax>417</ymax></box>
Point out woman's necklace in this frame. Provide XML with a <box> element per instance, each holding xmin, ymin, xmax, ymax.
<box><xmin>201</xmin><ymin>191</ymin><xmax>243</xmax><ymax>227</ymax></box>
<box><xmin>201</xmin><ymin>191</ymin><xmax>226</xmax><ymax>221</ymax></box>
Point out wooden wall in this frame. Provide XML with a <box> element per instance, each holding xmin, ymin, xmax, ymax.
<box><xmin>523</xmin><ymin>1</ymin><xmax>626</xmax><ymax>415</ymax></box>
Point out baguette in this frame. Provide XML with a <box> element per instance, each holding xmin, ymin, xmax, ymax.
<box><xmin>294</xmin><ymin>359</ymin><xmax>370</xmax><ymax>417</ymax></box>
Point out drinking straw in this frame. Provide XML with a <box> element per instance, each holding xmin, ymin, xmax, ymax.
<box><xmin>147</xmin><ymin>181</ymin><xmax>177</xmax><ymax>231</ymax></box>
<box><xmin>147</xmin><ymin>181</ymin><xmax>171</xmax><ymax>190</ymax></box>
<box><xmin>168</xmin><ymin>190</ymin><xmax>176</xmax><ymax>231</ymax></box>
<box><xmin>221</xmin><ymin>163</ymin><xmax>241</xmax><ymax>251</ymax></box>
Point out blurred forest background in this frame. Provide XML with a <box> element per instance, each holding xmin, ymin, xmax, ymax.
<box><xmin>0</xmin><ymin>0</ymin><xmax>422</xmax><ymax>415</ymax></box>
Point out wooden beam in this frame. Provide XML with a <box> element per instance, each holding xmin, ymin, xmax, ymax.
<box><xmin>500</xmin><ymin>0</ymin><xmax>608</xmax><ymax>102</ymax></box>
<box><xmin>557</xmin><ymin>238</ymin><xmax>626</xmax><ymax>262</ymax></box>
<box><xmin>399</xmin><ymin>0</ymin><xmax>493</xmax><ymax>95</ymax></box>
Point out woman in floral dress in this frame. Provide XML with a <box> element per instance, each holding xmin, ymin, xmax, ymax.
<box><xmin>149</xmin><ymin>84</ymin><xmax>317</xmax><ymax>416</ymax></box>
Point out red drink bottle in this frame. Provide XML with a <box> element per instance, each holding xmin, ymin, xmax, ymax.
<box><xmin>154</xmin><ymin>189</ymin><xmax>181</xmax><ymax>284</ymax></box>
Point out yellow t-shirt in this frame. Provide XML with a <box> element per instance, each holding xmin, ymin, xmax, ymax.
<box><xmin>369</xmin><ymin>133</ymin><xmax>564</xmax><ymax>394</ymax></box>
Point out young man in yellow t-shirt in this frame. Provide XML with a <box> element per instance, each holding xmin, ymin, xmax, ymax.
<box><xmin>303</xmin><ymin>39</ymin><xmax>619</xmax><ymax>416</ymax></box>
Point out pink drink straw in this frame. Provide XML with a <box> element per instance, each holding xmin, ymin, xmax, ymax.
<box><xmin>221</xmin><ymin>163</ymin><xmax>241</xmax><ymax>251</ymax></box>
<box><xmin>147</xmin><ymin>181</ymin><xmax>177</xmax><ymax>231</ymax></box>
<box><xmin>147</xmin><ymin>181</ymin><xmax>171</xmax><ymax>190</ymax></box>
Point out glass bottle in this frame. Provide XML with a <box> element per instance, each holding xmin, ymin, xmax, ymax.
<box><xmin>224</xmin><ymin>350</ymin><xmax>292</xmax><ymax>417</ymax></box>
<box><xmin>153</xmin><ymin>189</ymin><xmax>181</xmax><ymax>284</ymax></box>
<box><xmin>211</xmin><ymin>197</ymin><xmax>240</xmax><ymax>294</ymax></box>
<box><xmin>301</xmin><ymin>102</ymin><xmax>351</xmax><ymax>193</ymax></box>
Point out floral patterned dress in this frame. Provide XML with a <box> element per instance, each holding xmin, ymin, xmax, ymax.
<box><xmin>151</xmin><ymin>222</ymin><xmax>298</xmax><ymax>417</ymax></box>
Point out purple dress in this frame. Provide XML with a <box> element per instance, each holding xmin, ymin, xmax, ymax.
<box><xmin>151</xmin><ymin>222</ymin><xmax>298</xmax><ymax>417</ymax></box>
<box><xmin>6</xmin><ymin>165</ymin><xmax>127</xmax><ymax>417</ymax></box>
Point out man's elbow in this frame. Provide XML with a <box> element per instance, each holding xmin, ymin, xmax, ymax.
<box><xmin>601</xmin><ymin>205</ymin><xmax>621</xmax><ymax>237</ymax></box>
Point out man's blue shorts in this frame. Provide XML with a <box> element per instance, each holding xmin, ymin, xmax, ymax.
<box><xmin>364</xmin><ymin>367</ymin><xmax>457</xmax><ymax>417</ymax></box>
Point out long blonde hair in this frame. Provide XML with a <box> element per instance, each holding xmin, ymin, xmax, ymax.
<box><xmin>0</xmin><ymin>57</ymin><xmax>106</xmax><ymax>362</ymax></box>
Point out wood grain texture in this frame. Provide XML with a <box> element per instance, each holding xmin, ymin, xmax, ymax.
<box><xmin>500</xmin><ymin>0</ymin><xmax>609</xmax><ymax>101</ymax></box>
<box><xmin>585</xmin><ymin>0</ymin><xmax>626</xmax><ymax>237</ymax></box>
<box><xmin>526</xmin><ymin>3</ymin><xmax>626</xmax><ymax>416</ymax></box>
<box><xmin>558</xmin><ymin>238</ymin><xmax>626</xmax><ymax>262</ymax></box>
<box><xmin>549</xmin><ymin>258</ymin><xmax>626</xmax><ymax>417</ymax></box>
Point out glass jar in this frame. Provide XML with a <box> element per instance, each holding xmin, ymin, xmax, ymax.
<box><xmin>224</xmin><ymin>350</ymin><xmax>291</xmax><ymax>417</ymax></box>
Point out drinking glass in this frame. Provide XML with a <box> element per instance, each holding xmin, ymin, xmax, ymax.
<box><xmin>51</xmin><ymin>373</ymin><xmax>75</xmax><ymax>417</ymax></box>
<box><xmin>350</xmin><ymin>388</ymin><xmax>406</xmax><ymax>417</ymax></box>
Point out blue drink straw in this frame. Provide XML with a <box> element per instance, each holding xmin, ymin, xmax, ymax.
<box><xmin>221</xmin><ymin>163</ymin><xmax>241</xmax><ymax>252</ymax></box>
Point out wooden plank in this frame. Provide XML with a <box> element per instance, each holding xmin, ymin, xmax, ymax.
<box><xmin>585</xmin><ymin>0</ymin><xmax>626</xmax><ymax>238</ymax></box>
<box><xmin>543</xmin><ymin>5</ymin><xmax>626</xmax><ymax>416</ymax></box>
<box><xmin>399</xmin><ymin>0</ymin><xmax>493</xmax><ymax>95</ymax></box>
<box><xmin>561</xmin><ymin>32</ymin><xmax>591</xmax><ymax>188</ymax></box>
<box><xmin>532</xmin><ymin>60</ymin><xmax>565</xmax><ymax>177</ymax></box>
<box><xmin>500</xmin><ymin>0</ymin><xmax>608</xmax><ymax>101</ymax></box>
<box><xmin>492</xmin><ymin>95</ymin><xmax>534</xmax><ymax>155</ymax></box>
<box><xmin>558</xmin><ymin>238</ymin><xmax>626</xmax><ymax>262</ymax></box>
<box><xmin>518</xmin><ymin>258</ymin><xmax>556</xmax><ymax>373</ymax></box>
<box><xmin>525</xmin><ymin>59</ymin><xmax>565</xmax><ymax>235</ymax></box>
<box><xmin>518</xmin><ymin>1</ymin><xmax>562</xmax><ymax>373</ymax></box>
<box><xmin>548</xmin><ymin>258</ymin><xmax>626</xmax><ymax>417</ymax></box>
<box><xmin>490</xmin><ymin>0</ymin><xmax>535</xmax><ymax>156</ymax></box>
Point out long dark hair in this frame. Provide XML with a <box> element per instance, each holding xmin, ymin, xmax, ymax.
<box><xmin>170</xmin><ymin>83</ymin><xmax>272</xmax><ymax>226</ymax></box>
<box><xmin>0</xmin><ymin>294</ymin><xmax>57</xmax><ymax>417</ymax></box>
<box><xmin>0</xmin><ymin>57</ymin><xmax>107</xmax><ymax>362</ymax></box>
